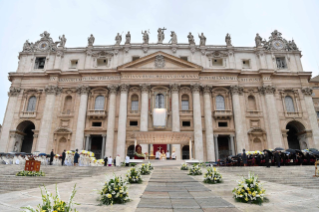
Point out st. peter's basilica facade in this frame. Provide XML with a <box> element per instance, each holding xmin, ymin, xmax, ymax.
<box><xmin>0</xmin><ymin>29</ymin><xmax>318</xmax><ymax>161</ymax></box>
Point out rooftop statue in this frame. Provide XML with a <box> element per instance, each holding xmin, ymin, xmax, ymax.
<box><xmin>255</xmin><ymin>33</ymin><xmax>262</xmax><ymax>47</ymax></box>
<box><xmin>225</xmin><ymin>33</ymin><xmax>231</xmax><ymax>46</ymax></box>
<box><xmin>169</xmin><ymin>31</ymin><xmax>178</xmax><ymax>45</ymax></box>
<box><xmin>23</xmin><ymin>40</ymin><xmax>33</xmax><ymax>52</ymax></box>
<box><xmin>187</xmin><ymin>32</ymin><xmax>195</xmax><ymax>45</ymax></box>
<box><xmin>199</xmin><ymin>33</ymin><xmax>206</xmax><ymax>46</ymax></box>
<box><xmin>125</xmin><ymin>31</ymin><xmax>131</xmax><ymax>44</ymax></box>
<box><xmin>141</xmin><ymin>30</ymin><xmax>149</xmax><ymax>44</ymax></box>
<box><xmin>88</xmin><ymin>34</ymin><xmax>95</xmax><ymax>46</ymax></box>
<box><xmin>157</xmin><ymin>27</ymin><xmax>166</xmax><ymax>44</ymax></box>
<box><xmin>115</xmin><ymin>33</ymin><xmax>122</xmax><ymax>45</ymax></box>
<box><xmin>58</xmin><ymin>34</ymin><xmax>67</xmax><ymax>47</ymax></box>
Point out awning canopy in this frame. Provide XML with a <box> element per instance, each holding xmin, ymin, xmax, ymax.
<box><xmin>134</xmin><ymin>131</ymin><xmax>193</xmax><ymax>145</ymax></box>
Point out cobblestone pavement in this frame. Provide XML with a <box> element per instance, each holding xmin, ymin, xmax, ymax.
<box><xmin>0</xmin><ymin>161</ymin><xmax>318</xmax><ymax>212</ymax></box>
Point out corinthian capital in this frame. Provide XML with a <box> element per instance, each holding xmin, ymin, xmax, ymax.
<box><xmin>170</xmin><ymin>83</ymin><xmax>180</xmax><ymax>93</ymax></box>
<box><xmin>230</xmin><ymin>85</ymin><xmax>243</xmax><ymax>95</ymax></box>
<box><xmin>119</xmin><ymin>84</ymin><xmax>129</xmax><ymax>92</ymax></box>
<box><xmin>140</xmin><ymin>83</ymin><xmax>150</xmax><ymax>93</ymax></box>
<box><xmin>8</xmin><ymin>87</ymin><xmax>21</xmax><ymax>97</ymax></box>
<box><xmin>258</xmin><ymin>85</ymin><xmax>276</xmax><ymax>95</ymax></box>
<box><xmin>45</xmin><ymin>85</ymin><xmax>62</xmax><ymax>95</ymax></box>
<box><xmin>191</xmin><ymin>83</ymin><xmax>201</xmax><ymax>93</ymax></box>
<box><xmin>301</xmin><ymin>87</ymin><xmax>313</xmax><ymax>96</ymax></box>
<box><xmin>76</xmin><ymin>85</ymin><xmax>90</xmax><ymax>94</ymax></box>
<box><xmin>108</xmin><ymin>85</ymin><xmax>118</xmax><ymax>94</ymax></box>
<box><xmin>201</xmin><ymin>85</ymin><xmax>211</xmax><ymax>94</ymax></box>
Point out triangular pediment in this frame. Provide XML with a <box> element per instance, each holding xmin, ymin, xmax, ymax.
<box><xmin>118</xmin><ymin>51</ymin><xmax>202</xmax><ymax>72</ymax></box>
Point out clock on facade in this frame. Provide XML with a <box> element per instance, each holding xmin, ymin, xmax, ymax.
<box><xmin>38</xmin><ymin>41</ymin><xmax>49</xmax><ymax>50</ymax></box>
<box><xmin>272</xmin><ymin>40</ymin><xmax>284</xmax><ymax>50</ymax></box>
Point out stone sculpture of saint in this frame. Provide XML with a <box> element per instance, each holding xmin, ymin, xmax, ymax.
<box><xmin>125</xmin><ymin>31</ymin><xmax>131</xmax><ymax>44</ymax></box>
<box><xmin>169</xmin><ymin>31</ymin><xmax>178</xmax><ymax>44</ymax></box>
<box><xmin>255</xmin><ymin>33</ymin><xmax>262</xmax><ymax>47</ymax></box>
<box><xmin>13</xmin><ymin>141</ymin><xmax>19</xmax><ymax>152</ymax></box>
<box><xmin>157</xmin><ymin>28</ymin><xmax>166</xmax><ymax>43</ymax></box>
<box><xmin>187</xmin><ymin>32</ymin><xmax>195</xmax><ymax>45</ymax></box>
<box><xmin>115</xmin><ymin>33</ymin><xmax>122</xmax><ymax>45</ymax></box>
<box><xmin>199</xmin><ymin>33</ymin><xmax>206</xmax><ymax>46</ymax></box>
<box><xmin>23</xmin><ymin>40</ymin><xmax>32</xmax><ymax>52</ymax></box>
<box><xmin>58</xmin><ymin>34</ymin><xmax>67</xmax><ymax>47</ymax></box>
<box><xmin>88</xmin><ymin>34</ymin><xmax>95</xmax><ymax>46</ymax></box>
<box><xmin>141</xmin><ymin>30</ymin><xmax>149</xmax><ymax>44</ymax></box>
<box><xmin>291</xmin><ymin>39</ymin><xmax>298</xmax><ymax>50</ymax></box>
<box><xmin>225</xmin><ymin>33</ymin><xmax>232</xmax><ymax>46</ymax></box>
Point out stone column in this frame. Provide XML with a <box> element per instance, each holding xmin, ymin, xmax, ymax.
<box><xmin>101</xmin><ymin>135</ymin><xmax>106</xmax><ymax>159</ymax></box>
<box><xmin>302</xmin><ymin>87</ymin><xmax>319</xmax><ymax>148</ymax></box>
<box><xmin>230</xmin><ymin>135</ymin><xmax>235</xmax><ymax>155</ymax></box>
<box><xmin>214</xmin><ymin>135</ymin><xmax>219</xmax><ymax>160</ymax></box>
<box><xmin>85</xmin><ymin>136</ymin><xmax>90</xmax><ymax>150</ymax></box>
<box><xmin>140</xmin><ymin>84</ymin><xmax>150</xmax><ymax>132</ymax></box>
<box><xmin>74</xmin><ymin>86</ymin><xmax>90</xmax><ymax>150</ymax></box>
<box><xmin>170</xmin><ymin>83</ymin><xmax>181</xmax><ymax>160</ymax></box>
<box><xmin>202</xmin><ymin>85</ymin><xmax>215</xmax><ymax>161</ymax></box>
<box><xmin>259</xmin><ymin>85</ymin><xmax>283</xmax><ymax>148</ymax></box>
<box><xmin>0</xmin><ymin>87</ymin><xmax>21</xmax><ymax>152</ymax></box>
<box><xmin>230</xmin><ymin>86</ymin><xmax>247</xmax><ymax>153</ymax></box>
<box><xmin>117</xmin><ymin>84</ymin><xmax>129</xmax><ymax>159</ymax></box>
<box><xmin>105</xmin><ymin>85</ymin><xmax>118</xmax><ymax>157</ymax></box>
<box><xmin>191</xmin><ymin>84</ymin><xmax>204</xmax><ymax>160</ymax></box>
<box><xmin>37</xmin><ymin>86</ymin><xmax>60</xmax><ymax>153</ymax></box>
<box><xmin>189</xmin><ymin>139</ymin><xmax>193</xmax><ymax>159</ymax></box>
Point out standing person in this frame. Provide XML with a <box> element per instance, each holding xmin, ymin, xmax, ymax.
<box><xmin>166</xmin><ymin>151</ymin><xmax>170</xmax><ymax>160</ymax></box>
<box><xmin>104</xmin><ymin>155</ymin><xmax>108</xmax><ymax>167</ymax></box>
<box><xmin>242</xmin><ymin>149</ymin><xmax>247</xmax><ymax>167</ymax></box>
<box><xmin>155</xmin><ymin>150</ymin><xmax>160</xmax><ymax>160</ymax></box>
<box><xmin>125</xmin><ymin>155</ymin><xmax>130</xmax><ymax>167</ymax></box>
<box><xmin>264</xmin><ymin>151</ymin><xmax>270</xmax><ymax>168</ymax></box>
<box><xmin>306</xmin><ymin>152</ymin><xmax>311</xmax><ymax>165</ymax></box>
<box><xmin>171</xmin><ymin>151</ymin><xmax>176</xmax><ymax>160</ymax></box>
<box><xmin>237</xmin><ymin>154</ymin><xmax>241</xmax><ymax>166</ymax></box>
<box><xmin>108</xmin><ymin>156</ymin><xmax>113</xmax><ymax>167</ymax></box>
<box><xmin>116</xmin><ymin>154</ymin><xmax>121</xmax><ymax>167</ymax></box>
<box><xmin>74</xmin><ymin>149</ymin><xmax>80</xmax><ymax>166</ymax></box>
<box><xmin>50</xmin><ymin>149</ymin><xmax>54</xmax><ymax>165</ymax></box>
<box><xmin>275</xmin><ymin>150</ymin><xmax>281</xmax><ymax>168</ymax></box>
<box><xmin>61</xmin><ymin>150</ymin><xmax>66</xmax><ymax>166</ymax></box>
<box><xmin>256</xmin><ymin>153</ymin><xmax>261</xmax><ymax>166</ymax></box>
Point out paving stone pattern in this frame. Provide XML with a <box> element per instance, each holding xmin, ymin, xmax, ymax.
<box><xmin>136</xmin><ymin>167</ymin><xmax>237</xmax><ymax>212</ymax></box>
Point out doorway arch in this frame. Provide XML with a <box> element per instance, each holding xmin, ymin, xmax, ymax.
<box><xmin>16</xmin><ymin>121</ymin><xmax>35</xmax><ymax>153</ymax></box>
<box><xmin>182</xmin><ymin>145</ymin><xmax>189</xmax><ymax>159</ymax></box>
<box><xmin>286</xmin><ymin>121</ymin><xmax>306</xmax><ymax>150</ymax></box>
<box><xmin>127</xmin><ymin>145</ymin><xmax>134</xmax><ymax>159</ymax></box>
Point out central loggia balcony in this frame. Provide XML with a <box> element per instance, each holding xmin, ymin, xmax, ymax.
<box><xmin>213</xmin><ymin>109</ymin><xmax>232</xmax><ymax>119</ymax></box>
<box><xmin>20</xmin><ymin>111</ymin><xmax>37</xmax><ymax>118</ymax></box>
<box><xmin>87</xmin><ymin>109</ymin><xmax>107</xmax><ymax>119</ymax></box>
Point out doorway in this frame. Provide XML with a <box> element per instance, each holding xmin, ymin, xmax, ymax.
<box><xmin>17</xmin><ymin>121</ymin><xmax>35</xmax><ymax>153</ymax></box>
<box><xmin>286</xmin><ymin>121</ymin><xmax>306</xmax><ymax>150</ymax></box>
<box><xmin>90</xmin><ymin>136</ymin><xmax>103</xmax><ymax>159</ymax></box>
<box><xmin>218</xmin><ymin>136</ymin><xmax>231</xmax><ymax>160</ymax></box>
<box><xmin>182</xmin><ymin>145</ymin><xmax>189</xmax><ymax>159</ymax></box>
<box><xmin>127</xmin><ymin>145</ymin><xmax>134</xmax><ymax>159</ymax></box>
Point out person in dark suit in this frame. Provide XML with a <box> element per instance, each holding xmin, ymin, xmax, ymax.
<box><xmin>74</xmin><ymin>149</ymin><xmax>80</xmax><ymax>166</ymax></box>
<box><xmin>61</xmin><ymin>150</ymin><xmax>66</xmax><ymax>166</ymax></box>
<box><xmin>242</xmin><ymin>149</ymin><xmax>247</xmax><ymax>166</ymax></box>
<box><xmin>50</xmin><ymin>149</ymin><xmax>54</xmax><ymax>165</ymax></box>
<box><xmin>237</xmin><ymin>155</ymin><xmax>241</xmax><ymax>166</ymax></box>
<box><xmin>264</xmin><ymin>151</ymin><xmax>270</xmax><ymax>168</ymax></box>
<box><xmin>256</xmin><ymin>153</ymin><xmax>261</xmax><ymax>166</ymax></box>
<box><xmin>104</xmin><ymin>156</ymin><xmax>108</xmax><ymax>166</ymax></box>
<box><xmin>306</xmin><ymin>152</ymin><xmax>311</xmax><ymax>165</ymax></box>
<box><xmin>275</xmin><ymin>150</ymin><xmax>281</xmax><ymax>168</ymax></box>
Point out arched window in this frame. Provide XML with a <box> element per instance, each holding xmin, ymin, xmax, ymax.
<box><xmin>181</xmin><ymin>94</ymin><xmax>189</xmax><ymax>110</ymax></box>
<box><xmin>63</xmin><ymin>96</ymin><xmax>72</xmax><ymax>114</ymax></box>
<box><xmin>131</xmin><ymin>95</ymin><xmax>139</xmax><ymax>111</ymax></box>
<box><xmin>216</xmin><ymin>95</ymin><xmax>225</xmax><ymax>110</ymax></box>
<box><xmin>285</xmin><ymin>96</ymin><xmax>295</xmax><ymax>112</ymax></box>
<box><xmin>155</xmin><ymin>93</ymin><xmax>165</xmax><ymax>108</ymax></box>
<box><xmin>95</xmin><ymin>95</ymin><xmax>105</xmax><ymax>110</ymax></box>
<box><xmin>27</xmin><ymin>96</ymin><xmax>36</xmax><ymax>112</ymax></box>
<box><xmin>248</xmin><ymin>95</ymin><xmax>257</xmax><ymax>110</ymax></box>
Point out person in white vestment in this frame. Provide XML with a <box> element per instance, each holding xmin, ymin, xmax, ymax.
<box><xmin>155</xmin><ymin>150</ymin><xmax>160</xmax><ymax>160</ymax></box>
<box><xmin>171</xmin><ymin>151</ymin><xmax>176</xmax><ymax>160</ymax></box>
<box><xmin>125</xmin><ymin>155</ymin><xmax>130</xmax><ymax>167</ymax></box>
<box><xmin>116</xmin><ymin>155</ymin><xmax>121</xmax><ymax>167</ymax></box>
<box><xmin>107</xmin><ymin>156</ymin><xmax>113</xmax><ymax>166</ymax></box>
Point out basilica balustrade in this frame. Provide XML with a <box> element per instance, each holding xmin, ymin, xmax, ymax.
<box><xmin>58</xmin><ymin>111</ymin><xmax>74</xmax><ymax>118</ymax></box>
<box><xmin>20</xmin><ymin>111</ymin><xmax>37</xmax><ymax>118</ymax></box>
<box><xmin>246</xmin><ymin>110</ymin><xmax>263</xmax><ymax>117</ymax></box>
<box><xmin>285</xmin><ymin>111</ymin><xmax>302</xmax><ymax>118</ymax></box>
<box><xmin>213</xmin><ymin>109</ymin><xmax>232</xmax><ymax>119</ymax></box>
<box><xmin>87</xmin><ymin>109</ymin><xmax>107</xmax><ymax>119</ymax></box>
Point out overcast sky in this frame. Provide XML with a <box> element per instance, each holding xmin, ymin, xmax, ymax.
<box><xmin>0</xmin><ymin>0</ymin><xmax>318</xmax><ymax>122</ymax></box>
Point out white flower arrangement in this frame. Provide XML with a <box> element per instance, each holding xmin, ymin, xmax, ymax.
<box><xmin>139</xmin><ymin>164</ymin><xmax>151</xmax><ymax>175</ymax></box>
<box><xmin>188</xmin><ymin>165</ymin><xmax>202</xmax><ymax>175</ymax></box>
<box><xmin>126</xmin><ymin>168</ymin><xmax>143</xmax><ymax>183</ymax></box>
<box><xmin>181</xmin><ymin>162</ymin><xmax>189</xmax><ymax>170</ymax></box>
<box><xmin>203</xmin><ymin>167</ymin><xmax>222</xmax><ymax>184</ymax></box>
<box><xmin>147</xmin><ymin>162</ymin><xmax>154</xmax><ymax>170</ymax></box>
<box><xmin>99</xmin><ymin>175</ymin><xmax>130</xmax><ymax>205</ymax></box>
<box><xmin>232</xmin><ymin>172</ymin><xmax>266</xmax><ymax>205</ymax></box>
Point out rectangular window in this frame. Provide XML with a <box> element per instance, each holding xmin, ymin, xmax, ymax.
<box><xmin>181</xmin><ymin>100</ymin><xmax>189</xmax><ymax>110</ymax></box>
<box><xmin>131</xmin><ymin>101</ymin><xmax>138</xmax><ymax>111</ymax></box>
<box><xmin>70</xmin><ymin>60</ymin><xmax>78</xmax><ymax>69</ymax></box>
<box><xmin>182</xmin><ymin>121</ymin><xmax>191</xmax><ymax>127</ymax></box>
<box><xmin>92</xmin><ymin>122</ymin><xmax>102</xmax><ymax>127</ymax></box>
<box><xmin>242</xmin><ymin>60</ymin><xmax>250</xmax><ymax>69</ymax></box>
<box><xmin>180</xmin><ymin>56</ymin><xmax>188</xmax><ymax>61</ymax></box>
<box><xmin>218</xmin><ymin>122</ymin><xmax>228</xmax><ymax>127</ymax></box>
<box><xmin>212</xmin><ymin>59</ymin><xmax>223</xmax><ymax>66</ymax></box>
<box><xmin>34</xmin><ymin>57</ymin><xmax>46</xmax><ymax>69</ymax></box>
<box><xmin>97</xmin><ymin>59</ymin><xmax>108</xmax><ymax>67</ymax></box>
<box><xmin>276</xmin><ymin>58</ymin><xmax>287</xmax><ymax>69</ymax></box>
<box><xmin>132</xmin><ymin>56</ymin><xmax>140</xmax><ymax>61</ymax></box>
<box><xmin>130</xmin><ymin>121</ymin><xmax>138</xmax><ymax>126</ymax></box>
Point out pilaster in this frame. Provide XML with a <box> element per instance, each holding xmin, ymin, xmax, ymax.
<box><xmin>117</xmin><ymin>84</ymin><xmax>129</xmax><ymax>159</ymax></box>
<box><xmin>105</xmin><ymin>85</ymin><xmax>118</xmax><ymax>157</ymax></box>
